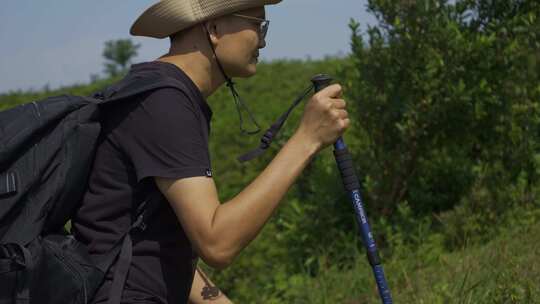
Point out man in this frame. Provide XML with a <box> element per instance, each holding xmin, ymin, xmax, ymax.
<box><xmin>72</xmin><ymin>1</ymin><xmax>349</xmax><ymax>303</ymax></box>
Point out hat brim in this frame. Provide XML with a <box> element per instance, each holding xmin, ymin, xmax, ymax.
<box><xmin>131</xmin><ymin>0</ymin><xmax>282</xmax><ymax>39</ymax></box>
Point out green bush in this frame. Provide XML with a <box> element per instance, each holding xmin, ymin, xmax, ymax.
<box><xmin>346</xmin><ymin>0</ymin><xmax>540</xmax><ymax>218</ymax></box>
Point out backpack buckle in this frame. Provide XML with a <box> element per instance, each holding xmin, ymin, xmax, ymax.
<box><xmin>132</xmin><ymin>213</ymin><xmax>147</xmax><ymax>232</ymax></box>
<box><xmin>0</xmin><ymin>172</ymin><xmax>17</xmax><ymax>196</ymax></box>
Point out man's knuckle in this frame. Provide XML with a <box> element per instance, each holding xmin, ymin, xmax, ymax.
<box><xmin>324</xmin><ymin>101</ymin><xmax>333</xmax><ymax>112</ymax></box>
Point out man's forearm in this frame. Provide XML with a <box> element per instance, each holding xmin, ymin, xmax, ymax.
<box><xmin>210</xmin><ymin>131</ymin><xmax>318</xmax><ymax>260</ymax></box>
<box><xmin>189</xmin><ymin>266</ymin><xmax>232</xmax><ymax>304</ymax></box>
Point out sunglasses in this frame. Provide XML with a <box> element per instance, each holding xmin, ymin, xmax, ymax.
<box><xmin>232</xmin><ymin>14</ymin><xmax>270</xmax><ymax>40</ymax></box>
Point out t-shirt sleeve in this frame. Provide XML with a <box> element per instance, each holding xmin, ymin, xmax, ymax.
<box><xmin>112</xmin><ymin>88</ymin><xmax>212</xmax><ymax>183</ymax></box>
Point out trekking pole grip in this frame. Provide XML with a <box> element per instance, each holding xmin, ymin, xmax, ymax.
<box><xmin>311</xmin><ymin>74</ymin><xmax>393</xmax><ymax>304</ymax></box>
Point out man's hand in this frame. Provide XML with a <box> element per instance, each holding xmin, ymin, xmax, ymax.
<box><xmin>295</xmin><ymin>83</ymin><xmax>349</xmax><ymax>153</ymax></box>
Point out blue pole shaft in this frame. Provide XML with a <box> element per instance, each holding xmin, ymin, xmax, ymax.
<box><xmin>335</xmin><ymin>138</ymin><xmax>393</xmax><ymax>304</ymax></box>
<box><xmin>312</xmin><ymin>75</ymin><xmax>393</xmax><ymax>304</ymax></box>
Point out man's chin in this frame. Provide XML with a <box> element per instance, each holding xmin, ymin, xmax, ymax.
<box><xmin>236</xmin><ymin>65</ymin><xmax>257</xmax><ymax>78</ymax></box>
<box><xmin>228</xmin><ymin>60</ymin><xmax>258</xmax><ymax>78</ymax></box>
<box><xmin>246</xmin><ymin>65</ymin><xmax>257</xmax><ymax>77</ymax></box>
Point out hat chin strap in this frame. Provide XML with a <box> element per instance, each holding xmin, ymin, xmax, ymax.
<box><xmin>201</xmin><ymin>25</ymin><xmax>317</xmax><ymax>163</ymax></box>
<box><xmin>203</xmin><ymin>24</ymin><xmax>261</xmax><ymax>135</ymax></box>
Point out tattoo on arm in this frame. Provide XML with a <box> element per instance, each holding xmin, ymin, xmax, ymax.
<box><xmin>197</xmin><ymin>267</ymin><xmax>222</xmax><ymax>300</ymax></box>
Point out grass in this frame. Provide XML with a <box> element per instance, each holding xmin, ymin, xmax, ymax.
<box><xmin>274</xmin><ymin>221</ymin><xmax>540</xmax><ymax>304</ymax></box>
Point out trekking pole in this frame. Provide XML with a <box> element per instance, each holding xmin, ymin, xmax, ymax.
<box><xmin>311</xmin><ymin>75</ymin><xmax>393</xmax><ymax>304</ymax></box>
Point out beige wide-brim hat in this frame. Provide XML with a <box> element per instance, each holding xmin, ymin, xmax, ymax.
<box><xmin>131</xmin><ymin>0</ymin><xmax>282</xmax><ymax>39</ymax></box>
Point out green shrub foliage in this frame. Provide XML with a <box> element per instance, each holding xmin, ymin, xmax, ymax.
<box><xmin>347</xmin><ymin>0</ymin><xmax>540</xmax><ymax>217</ymax></box>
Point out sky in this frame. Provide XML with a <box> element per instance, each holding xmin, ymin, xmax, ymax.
<box><xmin>0</xmin><ymin>0</ymin><xmax>376</xmax><ymax>94</ymax></box>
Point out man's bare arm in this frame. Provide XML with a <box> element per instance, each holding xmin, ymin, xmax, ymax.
<box><xmin>155</xmin><ymin>130</ymin><xmax>318</xmax><ymax>268</ymax></box>
<box><xmin>155</xmin><ymin>84</ymin><xmax>349</xmax><ymax>269</ymax></box>
<box><xmin>188</xmin><ymin>266</ymin><xmax>232</xmax><ymax>304</ymax></box>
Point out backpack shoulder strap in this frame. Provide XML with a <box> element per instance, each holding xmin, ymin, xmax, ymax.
<box><xmin>91</xmin><ymin>191</ymin><xmax>163</xmax><ymax>304</ymax></box>
<box><xmin>96</xmin><ymin>76</ymin><xmax>189</xmax><ymax>105</ymax></box>
<box><xmin>106</xmin><ymin>191</ymin><xmax>162</xmax><ymax>304</ymax></box>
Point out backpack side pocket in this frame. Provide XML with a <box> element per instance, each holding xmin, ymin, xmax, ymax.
<box><xmin>32</xmin><ymin>235</ymin><xmax>105</xmax><ymax>304</ymax></box>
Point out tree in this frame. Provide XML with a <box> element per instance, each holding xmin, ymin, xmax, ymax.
<box><xmin>102</xmin><ymin>39</ymin><xmax>141</xmax><ymax>77</ymax></box>
<box><xmin>346</xmin><ymin>0</ymin><xmax>540</xmax><ymax>215</ymax></box>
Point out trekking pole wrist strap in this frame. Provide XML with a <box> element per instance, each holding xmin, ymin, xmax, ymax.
<box><xmin>238</xmin><ymin>84</ymin><xmax>314</xmax><ymax>162</ymax></box>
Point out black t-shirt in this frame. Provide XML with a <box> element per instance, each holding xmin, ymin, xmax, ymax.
<box><xmin>72</xmin><ymin>61</ymin><xmax>213</xmax><ymax>304</ymax></box>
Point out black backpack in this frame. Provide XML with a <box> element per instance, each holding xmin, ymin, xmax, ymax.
<box><xmin>0</xmin><ymin>74</ymin><xmax>188</xmax><ymax>304</ymax></box>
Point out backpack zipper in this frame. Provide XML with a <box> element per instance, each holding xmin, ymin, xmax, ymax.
<box><xmin>31</xmin><ymin>102</ymin><xmax>41</xmax><ymax>179</ymax></box>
